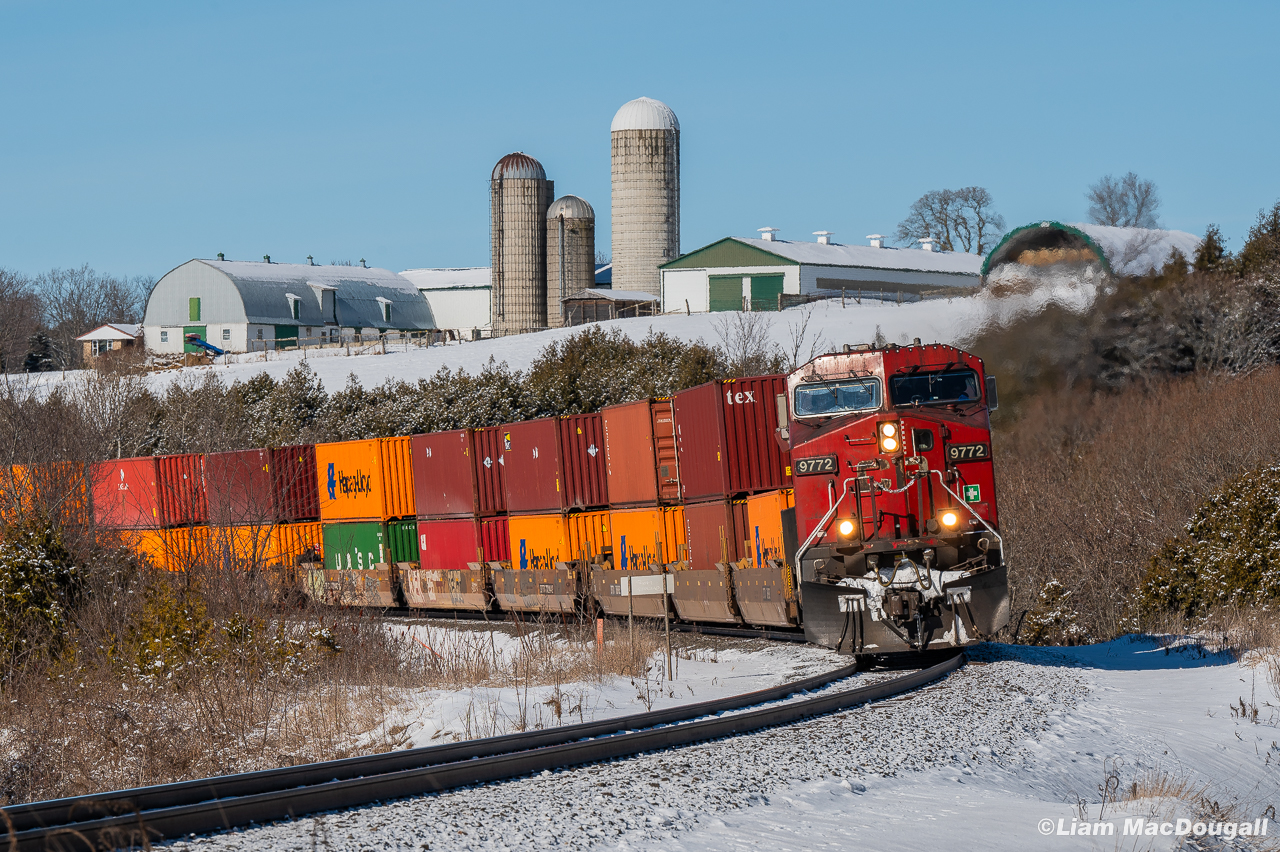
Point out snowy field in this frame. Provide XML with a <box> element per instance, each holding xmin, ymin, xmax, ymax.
<box><xmin>15</xmin><ymin>284</ymin><xmax>1097</xmax><ymax>397</ymax></box>
<box><xmin>165</xmin><ymin>635</ymin><xmax>1280</xmax><ymax>852</ymax></box>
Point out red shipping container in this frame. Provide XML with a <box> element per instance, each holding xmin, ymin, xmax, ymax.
<box><xmin>602</xmin><ymin>399</ymin><xmax>680</xmax><ymax>507</ymax></box>
<box><xmin>673</xmin><ymin>375</ymin><xmax>793</xmax><ymax>502</ymax></box>
<box><xmin>156</xmin><ymin>454</ymin><xmax>207</xmax><ymax>527</ymax></box>
<box><xmin>683</xmin><ymin>498</ymin><xmax>750</xmax><ymax>572</ymax></box>
<box><xmin>481</xmin><ymin>516</ymin><xmax>510</xmax><ymax>562</ymax></box>
<box><xmin>92</xmin><ymin>457</ymin><xmax>161</xmax><ymax>529</ymax></box>
<box><xmin>417</xmin><ymin>518</ymin><xmax>482</xmax><ymax>571</ymax></box>
<box><xmin>269</xmin><ymin>444</ymin><xmax>320</xmax><ymax>521</ymax></box>
<box><xmin>411</xmin><ymin>428</ymin><xmax>506</xmax><ymax>518</ymax></box>
<box><xmin>205</xmin><ymin>450</ymin><xmax>273</xmax><ymax>526</ymax></box>
<box><xmin>502</xmin><ymin>416</ymin><xmax>608</xmax><ymax>513</ymax></box>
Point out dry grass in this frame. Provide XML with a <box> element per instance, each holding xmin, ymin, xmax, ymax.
<box><xmin>994</xmin><ymin>368</ymin><xmax>1280</xmax><ymax>643</ymax></box>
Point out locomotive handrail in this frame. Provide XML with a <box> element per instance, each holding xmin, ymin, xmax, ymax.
<box><xmin>929</xmin><ymin>469</ymin><xmax>1003</xmax><ymax>549</ymax></box>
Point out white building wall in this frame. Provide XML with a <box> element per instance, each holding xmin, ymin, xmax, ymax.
<box><xmin>797</xmin><ymin>264</ymin><xmax>979</xmax><ymax>294</ymax></box>
<box><xmin>661</xmin><ymin>269</ymin><xmax>708</xmax><ymax>313</ymax></box>
<box><xmin>419</xmin><ymin>287</ymin><xmax>492</xmax><ymax>334</ymax></box>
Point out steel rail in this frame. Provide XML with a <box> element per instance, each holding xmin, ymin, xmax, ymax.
<box><xmin>5</xmin><ymin>654</ymin><xmax>962</xmax><ymax>851</ymax></box>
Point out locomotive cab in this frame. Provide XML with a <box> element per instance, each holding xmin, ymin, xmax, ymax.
<box><xmin>783</xmin><ymin>342</ymin><xmax>1011</xmax><ymax>654</ymax></box>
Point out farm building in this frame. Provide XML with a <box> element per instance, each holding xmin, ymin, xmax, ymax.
<box><xmin>143</xmin><ymin>258</ymin><xmax>436</xmax><ymax>354</ymax></box>
<box><xmin>561</xmin><ymin>289</ymin><xmax>658</xmax><ymax>325</ymax></box>
<box><xmin>659</xmin><ymin>230</ymin><xmax>982</xmax><ymax>313</ymax></box>
<box><xmin>982</xmin><ymin>221</ymin><xmax>1201</xmax><ymax>283</ymax></box>
<box><xmin>399</xmin><ymin>267</ymin><xmax>492</xmax><ymax>339</ymax></box>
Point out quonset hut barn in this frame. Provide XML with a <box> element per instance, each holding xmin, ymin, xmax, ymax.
<box><xmin>143</xmin><ymin>258</ymin><xmax>436</xmax><ymax>354</ymax></box>
<box><xmin>982</xmin><ymin>221</ymin><xmax>1201</xmax><ymax>286</ymax></box>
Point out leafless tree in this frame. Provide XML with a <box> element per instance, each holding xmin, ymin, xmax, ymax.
<box><xmin>783</xmin><ymin>304</ymin><xmax>829</xmax><ymax>371</ymax></box>
<box><xmin>0</xmin><ymin>269</ymin><xmax>44</xmax><ymax>373</ymax></box>
<box><xmin>896</xmin><ymin>187</ymin><xmax>1005</xmax><ymax>253</ymax></box>
<box><xmin>712</xmin><ymin>312</ymin><xmax>784</xmax><ymax>378</ymax></box>
<box><xmin>35</xmin><ymin>266</ymin><xmax>151</xmax><ymax>369</ymax></box>
<box><xmin>1086</xmin><ymin>172</ymin><xmax>1161</xmax><ymax>229</ymax></box>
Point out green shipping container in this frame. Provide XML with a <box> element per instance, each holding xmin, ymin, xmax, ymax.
<box><xmin>387</xmin><ymin>519</ymin><xmax>418</xmax><ymax>564</ymax></box>
<box><xmin>322</xmin><ymin>521</ymin><xmax>387</xmax><ymax>571</ymax></box>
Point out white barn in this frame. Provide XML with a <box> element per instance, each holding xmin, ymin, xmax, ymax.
<box><xmin>143</xmin><ymin>258</ymin><xmax>436</xmax><ymax>354</ymax></box>
<box><xmin>399</xmin><ymin>267</ymin><xmax>492</xmax><ymax>339</ymax></box>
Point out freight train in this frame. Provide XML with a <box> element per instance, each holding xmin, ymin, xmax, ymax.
<box><xmin>86</xmin><ymin>340</ymin><xmax>1010</xmax><ymax>655</ymax></box>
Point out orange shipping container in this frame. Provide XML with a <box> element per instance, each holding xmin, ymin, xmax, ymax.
<box><xmin>315</xmin><ymin>438</ymin><xmax>416</xmax><ymax>522</ymax></box>
<box><xmin>746</xmin><ymin>489</ymin><xmax>794</xmax><ymax>569</ymax></box>
<box><xmin>609</xmin><ymin>506</ymin><xmax>686</xmax><ymax>571</ymax></box>
<box><xmin>508</xmin><ymin>511</ymin><xmax>611</xmax><ymax>570</ymax></box>
<box><xmin>123</xmin><ymin>526</ymin><xmax>212</xmax><ymax>573</ymax></box>
<box><xmin>276</xmin><ymin>521</ymin><xmax>323</xmax><ymax>568</ymax></box>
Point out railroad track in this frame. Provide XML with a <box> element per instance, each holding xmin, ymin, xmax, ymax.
<box><xmin>4</xmin><ymin>653</ymin><xmax>963</xmax><ymax>851</ymax></box>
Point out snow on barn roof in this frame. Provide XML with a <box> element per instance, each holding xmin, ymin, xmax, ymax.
<box><xmin>562</xmin><ymin>288</ymin><xmax>657</xmax><ymax>303</ymax></box>
<box><xmin>983</xmin><ymin>221</ymin><xmax>1201</xmax><ymax>278</ymax></box>
<box><xmin>75</xmin><ymin>323</ymin><xmax>141</xmax><ymax>342</ymax></box>
<box><xmin>668</xmin><ymin>236</ymin><xmax>984</xmax><ymax>277</ymax></box>
<box><xmin>399</xmin><ymin>267</ymin><xmax>492</xmax><ymax>290</ymax></box>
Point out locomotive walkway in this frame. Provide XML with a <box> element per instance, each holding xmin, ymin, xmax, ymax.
<box><xmin>3</xmin><ymin>654</ymin><xmax>963</xmax><ymax>851</ymax></box>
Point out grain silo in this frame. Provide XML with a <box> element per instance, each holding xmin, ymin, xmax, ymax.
<box><xmin>610</xmin><ymin>97</ymin><xmax>679</xmax><ymax>297</ymax></box>
<box><xmin>545</xmin><ymin>195</ymin><xmax>596</xmax><ymax>328</ymax></box>
<box><xmin>491</xmin><ymin>152</ymin><xmax>553</xmax><ymax>335</ymax></box>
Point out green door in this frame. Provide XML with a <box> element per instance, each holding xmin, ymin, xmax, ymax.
<box><xmin>273</xmin><ymin>325</ymin><xmax>299</xmax><ymax>349</ymax></box>
<box><xmin>182</xmin><ymin>325</ymin><xmax>207</xmax><ymax>353</ymax></box>
<box><xmin>387</xmin><ymin>520</ymin><xmax>418</xmax><ymax>564</ymax></box>
<box><xmin>750</xmin><ymin>274</ymin><xmax>785</xmax><ymax>311</ymax></box>
<box><xmin>322</xmin><ymin>521</ymin><xmax>387</xmax><ymax>570</ymax></box>
<box><xmin>709</xmin><ymin>275</ymin><xmax>744</xmax><ymax>312</ymax></box>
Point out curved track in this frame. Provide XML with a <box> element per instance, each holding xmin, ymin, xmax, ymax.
<box><xmin>4</xmin><ymin>654</ymin><xmax>963</xmax><ymax>851</ymax></box>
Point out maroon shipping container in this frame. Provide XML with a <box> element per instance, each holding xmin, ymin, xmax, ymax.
<box><xmin>411</xmin><ymin>427</ymin><xmax>506</xmax><ymax>519</ymax></box>
<box><xmin>156</xmin><ymin>454</ymin><xmax>207</xmax><ymax>527</ymax></box>
<box><xmin>683</xmin><ymin>498</ymin><xmax>750</xmax><ymax>572</ymax></box>
<box><xmin>602</xmin><ymin>399</ymin><xmax>680</xmax><ymax>507</ymax></box>
<box><xmin>205</xmin><ymin>450</ymin><xmax>272</xmax><ymax>526</ymax></box>
<box><xmin>269</xmin><ymin>444</ymin><xmax>320</xmax><ymax>521</ymax></box>
<box><xmin>481</xmin><ymin>516</ymin><xmax>510</xmax><ymax>562</ymax></box>
<box><xmin>502</xmin><ymin>415</ymin><xmax>608</xmax><ymax>513</ymax></box>
<box><xmin>92</xmin><ymin>457</ymin><xmax>160</xmax><ymax>529</ymax></box>
<box><xmin>673</xmin><ymin>375</ymin><xmax>793</xmax><ymax>502</ymax></box>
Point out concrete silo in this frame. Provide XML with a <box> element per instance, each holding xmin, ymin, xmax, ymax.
<box><xmin>610</xmin><ymin>97</ymin><xmax>679</xmax><ymax>297</ymax></box>
<box><xmin>545</xmin><ymin>195</ymin><xmax>596</xmax><ymax>328</ymax></box>
<box><xmin>491</xmin><ymin>152</ymin><xmax>553</xmax><ymax>334</ymax></box>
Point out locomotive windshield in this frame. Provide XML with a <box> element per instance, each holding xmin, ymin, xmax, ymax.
<box><xmin>890</xmin><ymin>370</ymin><xmax>981</xmax><ymax>406</ymax></box>
<box><xmin>793</xmin><ymin>378</ymin><xmax>881</xmax><ymax>417</ymax></box>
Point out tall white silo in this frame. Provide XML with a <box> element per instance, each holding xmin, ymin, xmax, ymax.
<box><xmin>490</xmin><ymin>152</ymin><xmax>553</xmax><ymax>335</ymax></box>
<box><xmin>546</xmin><ymin>195</ymin><xmax>596</xmax><ymax>328</ymax></box>
<box><xmin>610</xmin><ymin>97</ymin><xmax>679</xmax><ymax>297</ymax></box>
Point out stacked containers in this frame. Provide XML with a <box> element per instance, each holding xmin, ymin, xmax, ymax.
<box><xmin>93</xmin><ymin>454</ymin><xmax>208</xmax><ymax>571</ymax></box>
<box><xmin>745</xmin><ymin>489</ymin><xmax>795</xmax><ymax>568</ymax></box>
<box><xmin>205</xmin><ymin>446</ymin><xmax>322</xmax><ymax>572</ymax></box>
<box><xmin>502</xmin><ymin>414</ymin><xmax>610</xmax><ymax>567</ymax></box>
<box><xmin>412</xmin><ymin>427</ymin><xmax>508</xmax><ymax>572</ymax></box>
<box><xmin>601</xmin><ymin>398</ymin><xmax>680</xmax><ymax>507</ymax></box>
<box><xmin>609</xmin><ymin>506</ymin><xmax>686</xmax><ymax>571</ymax></box>
<box><xmin>315</xmin><ymin>438</ymin><xmax>416</xmax><ymax>570</ymax></box>
<box><xmin>682</xmin><ymin>498</ymin><xmax>750</xmax><ymax>572</ymax></box>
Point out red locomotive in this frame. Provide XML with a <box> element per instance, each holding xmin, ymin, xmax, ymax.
<box><xmin>782</xmin><ymin>341</ymin><xmax>1011</xmax><ymax>653</ymax></box>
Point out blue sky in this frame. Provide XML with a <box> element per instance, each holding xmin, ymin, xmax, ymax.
<box><xmin>1</xmin><ymin>0</ymin><xmax>1275</xmax><ymax>278</ymax></box>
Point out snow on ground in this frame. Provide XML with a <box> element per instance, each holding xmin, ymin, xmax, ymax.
<box><xmin>162</xmin><ymin>635</ymin><xmax>1280</xmax><ymax>852</ymax></box>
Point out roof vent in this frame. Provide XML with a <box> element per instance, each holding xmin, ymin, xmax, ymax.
<box><xmin>307</xmin><ymin>255</ymin><xmax>314</xmax><ymax>266</ymax></box>
<box><xmin>918</xmin><ymin>238</ymin><xmax>935</xmax><ymax>252</ymax></box>
<box><xmin>758</xmin><ymin>227</ymin><xmax>779</xmax><ymax>242</ymax></box>
<box><xmin>264</xmin><ymin>255</ymin><xmax>271</xmax><ymax>263</ymax></box>
<box><xmin>813</xmin><ymin>231</ymin><xmax>834</xmax><ymax>245</ymax></box>
<box><xmin>360</xmin><ymin>258</ymin><xmax>367</xmax><ymax>268</ymax></box>
<box><xmin>217</xmin><ymin>252</ymin><xmax>225</xmax><ymax>261</ymax></box>
<box><xmin>866</xmin><ymin>234</ymin><xmax>886</xmax><ymax>249</ymax></box>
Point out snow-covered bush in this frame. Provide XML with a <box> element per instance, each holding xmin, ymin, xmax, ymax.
<box><xmin>0</xmin><ymin>525</ymin><xmax>79</xmax><ymax>679</ymax></box>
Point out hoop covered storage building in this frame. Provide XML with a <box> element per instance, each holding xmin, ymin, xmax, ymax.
<box><xmin>143</xmin><ymin>259</ymin><xmax>436</xmax><ymax>354</ymax></box>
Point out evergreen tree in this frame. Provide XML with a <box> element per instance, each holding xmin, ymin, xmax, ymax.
<box><xmin>1237</xmin><ymin>201</ymin><xmax>1280</xmax><ymax>281</ymax></box>
<box><xmin>22</xmin><ymin>333</ymin><xmax>58</xmax><ymax>373</ymax></box>
<box><xmin>1192</xmin><ymin>224</ymin><xmax>1230</xmax><ymax>273</ymax></box>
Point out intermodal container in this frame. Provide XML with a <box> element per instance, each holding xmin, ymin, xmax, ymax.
<box><xmin>481</xmin><ymin>516</ymin><xmax>510</xmax><ymax>562</ymax></box>
<box><xmin>609</xmin><ymin>506</ymin><xmax>686</xmax><ymax>570</ymax></box>
<box><xmin>123</xmin><ymin>525</ymin><xmax>211</xmax><ymax>572</ymax></box>
<box><xmin>93</xmin><ymin>455</ymin><xmax>206</xmax><ymax>529</ymax></box>
<box><xmin>602</xmin><ymin>399</ymin><xmax>680</xmax><ymax>507</ymax></box>
<box><xmin>502</xmin><ymin>416</ymin><xmax>608</xmax><ymax>514</ymax></box>
<box><xmin>508</xmin><ymin>510</ymin><xmax>611</xmax><ymax>570</ymax></box>
<box><xmin>4</xmin><ymin>463</ymin><xmax>89</xmax><ymax>525</ymax></box>
<box><xmin>275</xmin><ymin>521</ymin><xmax>323</xmax><ymax>567</ymax></box>
<box><xmin>321</xmin><ymin>520</ymin><xmax>389</xmax><ymax>571</ymax></box>
<box><xmin>270</xmin><ymin>444</ymin><xmax>320</xmax><ymax>521</ymax></box>
<box><xmin>410</xmin><ymin>427</ymin><xmax>506</xmax><ymax>519</ymax></box>
<box><xmin>208</xmin><ymin>524</ymin><xmax>277</xmax><ymax>569</ymax></box>
<box><xmin>315</xmin><ymin>439</ymin><xmax>416</xmax><ymax>522</ymax></box>
<box><xmin>673</xmin><ymin>376</ymin><xmax>793</xmax><ymax>502</ymax></box>
<box><xmin>745</xmin><ymin>489</ymin><xmax>795</xmax><ymax>569</ymax></box>
<box><xmin>417</xmin><ymin>518</ymin><xmax>484</xmax><ymax>571</ymax></box>
<box><xmin>387</xmin><ymin>518</ymin><xmax>418</xmax><ymax>564</ymax></box>
<box><xmin>682</xmin><ymin>498</ymin><xmax>750</xmax><ymax>572</ymax></box>
<box><xmin>205</xmin><ymin>450</ymin><xmax>273</xmax><ymax>526</ymax></box>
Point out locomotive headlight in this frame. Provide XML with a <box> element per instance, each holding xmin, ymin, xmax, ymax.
<box><xmin>940</xmin><ymin>510</ymin><xmax>959</xmax><ymax>528</ymax></box>
<box><xmin>881</xmin><ymin>436</ymin><xmax>898</xmax><ymax>452</ymax></box>
<box><xmin>838</xmin><ymin>519</ymin><xmax>856</xmax><ymax>537</ymax></box>
<box><xmin>879</xmin><ymin>421</ymin><xmax>900</xmax><ymax>453</ymax></box>
<box><xmin>880</xmin><ymin>422</ymin><xmax>897</xmax><ymax>438</ymax></box>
